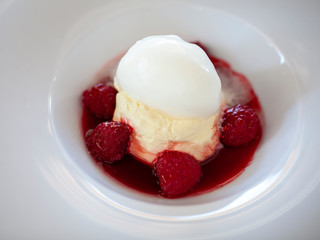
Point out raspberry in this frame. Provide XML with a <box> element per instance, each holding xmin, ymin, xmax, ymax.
<box><xmin>82</xmin><ymin>83</ymin><xmax>117</xmax><ymax>120</ymax></box>
<box><xmin>154</xmin><ymin>151</ymin><xmax>201</xmax><ymax>198</ymax></box>
<box><xmin>86</xmin><ymin>121</ymin><xmax>131</xmax><ymax>163</ymax></box>
<box><xmin>221</xmin><ymin>104</ymin><xmax>261</xmax><ymax>147</ymax></box>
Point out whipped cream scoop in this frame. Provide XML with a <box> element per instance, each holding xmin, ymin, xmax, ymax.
<box><xmin>114</xmin><ymin>35</ymin><xmax>221</xmax><ymax>119</ymax></box>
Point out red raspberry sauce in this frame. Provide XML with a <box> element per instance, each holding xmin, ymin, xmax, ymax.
<box><xmin>81</xmin><ymin>47</ymin><xmax>263</xmax><ymax>198</ymax></box>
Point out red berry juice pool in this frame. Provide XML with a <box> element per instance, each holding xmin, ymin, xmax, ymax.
<box><xmin>81</xmin><ymin>43</ymin><xmax>263</xmax><ymax>198</ymax></box>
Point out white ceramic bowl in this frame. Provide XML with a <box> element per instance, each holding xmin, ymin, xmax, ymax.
<box><xmin>49</xmin><ymin>2</ymin><xmax>303</xmax><ymax>238</ymax></box>
<box><xmin>2</xmin><ymin>0</ymin><xmax>319</xmax><ymax>239</ymax></box>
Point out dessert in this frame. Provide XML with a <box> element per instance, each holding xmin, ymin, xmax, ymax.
<box><xmin>81</xmin><ymin>35</ymin><xmax>263</xmax><ymax>198</ymax></box>
<box><xmin>113</xmin><ymin>35</ymin><xmax>223</xmax><ymax>164</ymax></box>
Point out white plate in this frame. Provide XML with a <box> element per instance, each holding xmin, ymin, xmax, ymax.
<box><xmin>1</xmin><ymin>0</ymin><xmax>320</xmax><ymax>239</ymax></box>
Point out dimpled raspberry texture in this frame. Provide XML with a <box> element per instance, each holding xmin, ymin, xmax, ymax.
<box><xmin>154</xmin><ymin>151</ymin><xmax>201</xmax><ymax>198</ymax></box>
<box><xmin>86</xmin><ymin>121</ymin><xmax>131</xmax><ymax>163</ymax></box>
<box><xmin>82</xmin><ymin>83</ymin><xmax>117</xmax><ymax>120</ymax></box>
<box><xmin>221</xmin><ymin>104</ymin><xmax>261</xmax><ymax>147</ymax></box>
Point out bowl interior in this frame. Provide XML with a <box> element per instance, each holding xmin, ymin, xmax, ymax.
<box><xmin>49</xmin><ymin>2</ymin><xmax>302</xmax><ymax>218</ymax></box>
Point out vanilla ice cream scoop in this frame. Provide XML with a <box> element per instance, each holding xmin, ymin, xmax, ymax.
<box><xmin>113</xmin><ymin>35</ymin><xmax>224</xmax><ymax>164</ymax></box>
<box><xmin>115</xmin><ymin>35</ymin><xmax>221</xmax><ymax>119</ymax></box>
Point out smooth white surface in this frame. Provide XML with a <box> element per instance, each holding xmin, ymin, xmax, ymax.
<box><xmin>115</xmin><ymin>35</ymin><xmax>221</xmax><ymax>118</ymax></box>
<box><xmin>1</xmin><ymin>0</ymin><xmax>320</xmax><ymax>239</ymax></box>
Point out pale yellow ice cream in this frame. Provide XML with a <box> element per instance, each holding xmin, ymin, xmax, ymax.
<box><xmin>112</xmin><ymin>35</ymin><xmax>223</xmax><ymax>165</ymax></box>
<box><xmin>113</xmin><ymin>86</ymin><xmax>223</xmax><ymax>164</ymax></box>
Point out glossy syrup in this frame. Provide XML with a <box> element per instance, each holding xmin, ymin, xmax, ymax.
<box><xmin>81</xmin><ymin>44</ymin><xmax>263</xmax><ymax>198</ymax></box>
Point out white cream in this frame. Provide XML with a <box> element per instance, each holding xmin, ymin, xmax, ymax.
<box><xmin>114</xmin><ymin>35</ymin><xmax>221</xmax><ymax>119</ymax></box>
